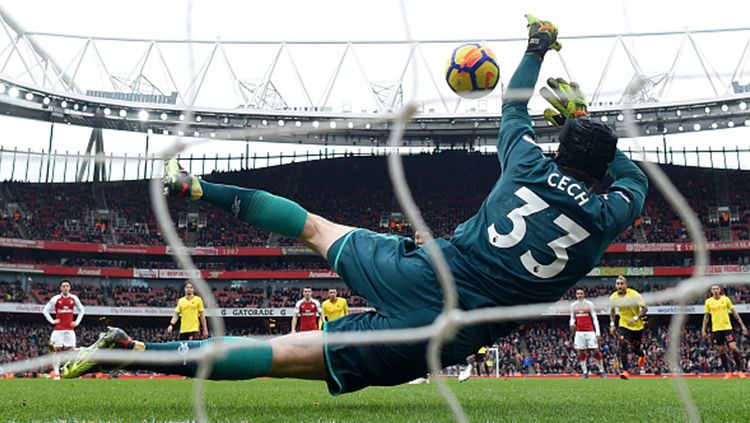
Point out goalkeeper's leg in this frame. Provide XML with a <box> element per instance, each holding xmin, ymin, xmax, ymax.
<box><xmin>63</xmin><ymin>327</ymin><xmax>326</xmax><ymax>380</ymax></box>
<box><xmin>127</xmin><ymin>332</ymin><xmax>325</xmax><ymax>380</ymax></box>
<box><xmin>163</xmin><ymin>159</ymin><xmax>352</xmax><ymax>259</ymax></box>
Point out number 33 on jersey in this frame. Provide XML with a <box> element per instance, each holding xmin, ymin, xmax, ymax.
<box><xmin>450</xmin><ymin>127</ymin><xmax>646</xmax><ymax>305</ymax></box>
<box><xmin>488</xmin><ymin>186</ymin><xmax>590</xmax><ymax>279</ymax></box>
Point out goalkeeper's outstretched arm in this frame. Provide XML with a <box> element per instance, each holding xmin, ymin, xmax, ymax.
<box><xmin>502</xmin><ymin>14</ymin><xmax>560</xmax><ymax>108</ymax></box>
<box><xmin>497</xmin><ymin>15</ymin><xmax>560</xmax><ymax>168</ymax></box>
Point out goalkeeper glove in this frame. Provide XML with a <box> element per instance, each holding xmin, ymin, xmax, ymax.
<box><xmin>525</xmin><ymin>14</ymin><xmax>562</xmax><ymax>58</ymax></box>
<box><xmin>540</xmin><ymin>77</ymin><xmax>589</xmax><ymax>128</ymax></box>
<box><xmin>163</xmin><ymin>159</ymin><xmax>203</xmax><ymax>200</ymax></box>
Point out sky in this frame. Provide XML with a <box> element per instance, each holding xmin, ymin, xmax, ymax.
<box><xmin>0</xmin><ymin>0</ymin><xmax>748</xmax><ymax>181</ymax></box>
<box><xmin>2</xmin><ymin>0</ymin><xmax>748</xmax><ymax>41</ymax></box>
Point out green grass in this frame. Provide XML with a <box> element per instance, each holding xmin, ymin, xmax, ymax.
<box><xmin>1</xmin><ymin>377</ymin><xmax>749</xmax><ymax>422</ymax></box>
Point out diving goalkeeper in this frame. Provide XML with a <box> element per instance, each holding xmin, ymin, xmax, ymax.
<box><xmin>63</xmin><ymin>15</ymin><xmax>647</xmax><ymax>396</ymax></box>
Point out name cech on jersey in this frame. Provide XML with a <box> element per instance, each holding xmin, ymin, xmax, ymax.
<box><xmin>547</xmin><ymin>172</ymin><xmax>589</xmax><ymax>206</ymax></box>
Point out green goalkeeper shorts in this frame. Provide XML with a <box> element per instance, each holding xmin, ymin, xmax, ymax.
<box><xmin>323</xmin><ymin>228</ymin><xmax>514</xmax><ymax>395</ymax></box>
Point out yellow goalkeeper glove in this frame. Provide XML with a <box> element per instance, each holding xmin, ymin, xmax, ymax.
<box><xmin>525</xmin><ymin>14</ymin><xmax>562</xmax><ymax>58</ymax></box>
<box><xmin>540</xmin><ymin>77</ymin><xmax>589</xmax><ymax>128</ymax></box>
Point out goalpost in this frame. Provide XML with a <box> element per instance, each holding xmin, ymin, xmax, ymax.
<box><xmin>489</xmin><ymin>347</ymin><xmax>499</xmax><ymax>378</ymax></box>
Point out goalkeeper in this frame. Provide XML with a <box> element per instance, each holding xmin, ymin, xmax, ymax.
<box><xmin>63</xmin><ymin>15</ymin><xmax>647</xmax><ymax>395</ymax></box>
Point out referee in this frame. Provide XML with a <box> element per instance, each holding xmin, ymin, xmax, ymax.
<box><xmin>167</xmin><ymin>281</ymin><xmax>208</xmax><ymax>340</ymax></box>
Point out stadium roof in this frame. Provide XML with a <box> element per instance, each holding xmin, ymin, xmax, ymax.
<box><xmin>0</xmin><ymin>0</ymin><xmax>749</xmax><ymax>166</ymax></box>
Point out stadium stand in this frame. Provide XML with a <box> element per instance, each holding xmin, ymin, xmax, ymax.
<box><xmin>484</xmin><ymin>321</ymin><xmax>743</xmax><ymax>376</ymax></box>
<box><xmin>4</xmin><ymin>279</ymin><xmax>369</xmax><ymax>309</ymax></box>
<box><xmin>1</xmin><ymin>253</ymin><xmax>748</xmax><ymax>270</ymax></box>
<box><xmin>0</xmin><ymin>257</ymin><xmax>332</xmax><ymax>271</ymax></box>
<box><xmin>3</xmin><ymin>277</ymin><xmax>748</xmax><ymax>309</ymax></box>
<box><xmin>1</xmin><ymin>153</ymin><xmax>749</xmax><ymax>377</ymax></box>
<box><xmin>0</xmin><ymin>280</ymin><xmax>26</xmax><ymax>303</ymax></box>
<box><xmin>31</xmin><ymin>282</ymin><xmax>105</xmax><ymax>306</ymax></box>
<box><xmin>143</xmin><ymin>255</ymin><xmax>749</xmax><ymax>269</ymax></box>
<box><xmin>1</xmin><ymin>153</ymin><xmax>749</xmax><ymax>246</ymax></box>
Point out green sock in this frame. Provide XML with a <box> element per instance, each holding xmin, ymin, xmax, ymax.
<box><xmin>126</xmin><ymin>337</ymin><xmax>273</xmax><ymax>380</ymax></box>
<box><xmin>199</xmin><ymin>180</ymin><xmax>308</xmax><ymax>238</ymax></box>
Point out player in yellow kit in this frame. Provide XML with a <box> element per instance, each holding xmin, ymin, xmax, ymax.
<box><xmin>321</xmin><ymin>288</ymin><xmax>349</xmax><ymax>324</ymax></box>
<box><xmin>702</xmin><ymin>285</ymin><xmax>748</xmax><ymax>379</ymax></box>
<box><xmin>167</xmin><ymin>281</ymin><xmax>208</xmax><ymax>340</ymax></box>
<box><xmin>609</xmin><ymin>276</ymin><xmax>647</xmax><ymax>380</ymax></box>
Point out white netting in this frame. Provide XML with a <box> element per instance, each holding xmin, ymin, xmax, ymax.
<box><xmin>2</xmin><ymin>3</ymin><xmax>748</xmax><ymax>423</ymax></box>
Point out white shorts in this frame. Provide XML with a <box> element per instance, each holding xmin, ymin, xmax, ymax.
<box><xmin>50</xmin><ymin>330</ymin><xmax>76</xmax><ymax>348</ymax></box>
<box><xmin>574</xmin><ymin>331</ymin><xmax>598</xmax><ymax>350</ymax></box>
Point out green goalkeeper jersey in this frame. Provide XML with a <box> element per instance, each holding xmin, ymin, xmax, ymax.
<box><xmin>448</xmin><ymin>53</ymin><xmax>648</xmax><ymax>308</ymax></box>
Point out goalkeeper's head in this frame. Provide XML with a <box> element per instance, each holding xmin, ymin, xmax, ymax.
<box><xmin>555</xmin><ymin>118</ymin><xmax>618</xmax><ymax>185</ymax></box>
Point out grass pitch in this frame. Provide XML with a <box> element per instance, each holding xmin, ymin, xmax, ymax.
<box><xmin>1</xmin><ymin>377</ymin><xmax>749</xmax><ymax>422</ymax></box>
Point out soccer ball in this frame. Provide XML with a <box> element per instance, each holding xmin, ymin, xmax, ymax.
<box><xmin>445</xmin><ymin>43</ymin><xmax>499</xmax><ymax>99</ymax></box>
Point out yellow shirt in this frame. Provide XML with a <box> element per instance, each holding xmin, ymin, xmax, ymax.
<box><xmin>321</xmin><ymin>297</ymin><xmax>348</xmax><ymax>322</ymax></box>
<box><xmin>610</xmin><ymin>288</ymin><xmax>646</xmax><ymax>331</ymax></box>
<box><xmin>705</xmin><ymin>296</ymin><xmax>734</xmax><ymax>332</ymax></box>
<box><xmin>175</xmin><ymin>296</ymin><xmax>204</xmax><ymax>333</ymax></box>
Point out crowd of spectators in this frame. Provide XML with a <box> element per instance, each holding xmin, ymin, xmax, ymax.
<box><xmin>7</xmin><ymin>280</ymin><xmax>750</xmax><ymax>309</ymax></box>
<box><xmin>112</xmin><ymin>286</ymin><xmax>179</xmax><ymax>308</ymax></box>
<box><xmin>31</xmin><ymin>282</ymin><xmax>105</xmax><ymax>306</ymax></box>
<box><xmin>559</xmin><ymin>283</ymin><xmax>750</xmax><ymax>306</ymax></box>
<box><xmin>15</xmin><ymin>281</ymin><xmax>369</xmax><ymax>309</ymax></box>
<box><xmin>597</xmin><ymin>254</ymin><xmax>748</xmax><ymax>267</ymax></box>
<box><xmin>5</xmin><ymin>253</ymin><xmax>748</xmax><ymax>272</ymax></box>
<box><xmin>87</xmin><ymin>284</ymin><xmax>369</xmax><ymax>309</ymax></box>
<box><xmin>112</xmin><ymin>285</ymin><xmax>266</xmax><ymax>309</ymax></box>
<box><xmin>481</xmin><ymin>322</ymin><xmax>745</xmax><ymax>376</ymax></box>
<box><xmin>0</xmin><ymin>318</ymin><xmax>63</xmax><ymax>364</ymax></box>
<box><xmin>213</xmin><ymin>286</ymin><xmax>266</xmax><ymax>308</ymax></box>
<box><xmin>0</xmin><ymin>280</ymin><xmax>26</xmax><ymax>303</ymax></box>
<box><xmin>11</xmin><ymin>256</ymin><xmax>331</xmax><ymax>271</ymax></box>
<box><xmin>1</xmin><ymin>152</ymin><xmax>749</xmax><ymax>247</ymax></box>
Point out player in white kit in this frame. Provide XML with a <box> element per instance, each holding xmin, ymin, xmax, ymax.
<box><xmin>42</xmin><ymin>280</ymin><xmax>85</xmax><ymax>379</ymax></box>
<box><xmin>569</xmin><ymin>288</ymin><xmax>604</xmax><ymax>378</ymax></box>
